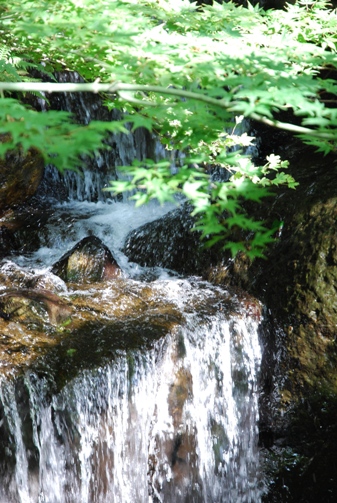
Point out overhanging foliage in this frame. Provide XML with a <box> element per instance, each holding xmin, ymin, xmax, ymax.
<box><xmin>0</xmin><ymin>0</ymin><xmax>337</xmax><ymax>256</ymax></box>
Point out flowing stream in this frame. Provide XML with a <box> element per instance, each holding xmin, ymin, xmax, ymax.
<box><xmin>0</xmin><ymin>82</ymin><xmax>265</xmax><ymax>502</ymax></box>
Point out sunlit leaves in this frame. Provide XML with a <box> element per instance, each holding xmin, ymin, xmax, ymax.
<box><xmin>0</xmin><ymin>0</ymin><xmax>337</xmax><ymax>256</ymax></box>
<box><xmin>3</xmin><ymin>0</ymin><xmax>337</xmax><ymax>143</ymax></box>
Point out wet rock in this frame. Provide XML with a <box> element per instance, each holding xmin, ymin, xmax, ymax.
<box><xmin>0</xmin><ymin>279</ymin><xmax>181</xmax><ymax>379</ymax></box>
<box><xmin>257</xmin><ymin>192</ymin><xmax>337</xmax><ymax>502</ymax></box>
<box><xmin>0</xmin><ymin>260</ymin><xmax>67</xmax><ymax>292</ymax></box>
<box><xmin>0</xmin><ymin>289</ymin><xmax>72</xmax><ymax>326</ymax></box>
<box><xmin>123</xmin><ymin>204</ymin><xmax>221</xmax><ymax>275</ymax></box>
<box><xmin>0</xmin><ymin>278</ymin><xmax>241</xmax><ymax>384</ymax></box>
<box><xmin>204</xmin><ymin>137</ymin><xmax>337</xmax><ymax>392</ymax></box>
<box><xmin>0</xmin><ymin>226</ymin><xmax>18</xmax><ymax>259</ymax></box>
<box><xmin>258</xmin><ymin>161</ymin><xmax>337</xmax><ymax>392</ymax></box>
<box><xmin>52</xmin><ymin>236</ymin><xmax>121</xmax><ymax>283</ymax></box>
<box><xmin>0</xmin><ymin>138</ymin><xmax>45</xmax><ymax>215</ymax></box>
<box><xmin>209</xmin><ymin>134</ymin><xmax>337</xmax><ymax>502</ymax></box>
<box><xmin>0</xmin><ymin>205</ymin><xmax>50</xmax><ymax>258</ymax></box>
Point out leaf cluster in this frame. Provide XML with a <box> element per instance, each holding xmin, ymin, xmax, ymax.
<box><xmin>105</xmin><ymin>146</ymin><xmax>295</xmax><ymax>258</ymax></box>
<box><xmin>0</xmin><ymin>97</ymin><xmax>128</xmax><ymax>172</ymax></box>
<box><xmin>0</xmin><ymin>0</ymin><xmax>336</xmax><ymax>256</ymax></box>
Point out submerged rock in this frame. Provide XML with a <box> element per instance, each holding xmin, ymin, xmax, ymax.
<box><xmin>52</xmin><ymin>235</ymin><xmax>121</xmax><ymax>283</ymax></box>
<box><xmin>0</xmin><ymin>288</ymin><xmax>72</xmax><ymax>326</ymax></box>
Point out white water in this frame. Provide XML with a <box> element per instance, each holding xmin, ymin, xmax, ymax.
<box><xmin>0</xmin><ymin>308</ymin><xmax>263</xmax><ymax>503</ymax></box>
<box><xmin>13</xmin><ymin>198</ymin><xmax>176</xmax><ymax>277</ymax></box>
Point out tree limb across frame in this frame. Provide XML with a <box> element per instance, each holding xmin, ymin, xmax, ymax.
<box><xmin>0</xmin><ymin>81</ymin><xmax>336</xmax><ymax>141</ymax></box>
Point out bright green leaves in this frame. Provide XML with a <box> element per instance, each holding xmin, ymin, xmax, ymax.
<box><xmin>2</xmin><ymin>0</ymin><xmax>337</xmax><ymax>146</ymax></box>
<box><xmin>105</xmin><ymin>159</ymin><xmax>209</xmax><ymax>207</ymax></box>
<box><xmin>0</xmin><ymin>0</ymin><xmax>336</xmax><ymax>257</ymax></box>
<box><xmin>0</xmin><ymin>98</ymin><xmax>128</xmax><ymax>172</ymax></box>
<box><xmin>247</xmin><ymin>155</ymin><xmax>299</xmax><ymax>190</ymax></box>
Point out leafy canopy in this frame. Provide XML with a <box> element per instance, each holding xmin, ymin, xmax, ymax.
<box><xmin>1</xmin><ymin>0</ymin><xmax>337</xmax><ymax>257</ymax></box>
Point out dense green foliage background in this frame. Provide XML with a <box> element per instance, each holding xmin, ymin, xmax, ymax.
<box><xmin>1</xmin><ymin>0</ymin><xmax>337</xmax><ymax>256</ymax></box>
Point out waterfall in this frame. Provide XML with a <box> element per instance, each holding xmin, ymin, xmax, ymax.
<box><xmin>0</xmin><ymin>306</ymin><xmax>263</xmax><ymax>503</ymax></box>
<box><xmin>0</xmin><ymin>71</ymin><xmax>266</xmax><ymax>502</ymax></box>
<box><xmin>34</xmin><ymin>71</ymin><xmax>168</xmax><ymax>204</ymax></box>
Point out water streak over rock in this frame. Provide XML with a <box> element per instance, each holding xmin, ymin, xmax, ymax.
<box><xmin>0</xmin><ymin>283</ymin><xmax>263</xmax><ymax>503</ymax></box>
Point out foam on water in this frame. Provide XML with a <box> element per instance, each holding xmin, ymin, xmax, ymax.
<box><xmin>14</xmin><ymin>199</ymin><xmax>176</xmax><ymax>277</ymax></box>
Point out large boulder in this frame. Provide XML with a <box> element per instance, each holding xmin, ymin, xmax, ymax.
<box><xmin>52</xmin><ymin>236</ymin><xmax>121</xmax><ymax>283</ymax></box>
<box><xmin>204</xmin><ymin>132</ymin><xmax>337</xmax><ymax>501</ymax></box>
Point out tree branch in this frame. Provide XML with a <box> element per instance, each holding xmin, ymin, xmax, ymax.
<box><xmin>0</xmin><ymin>80</ymin><xmax>336</xmax><ymax>141</ymax></box>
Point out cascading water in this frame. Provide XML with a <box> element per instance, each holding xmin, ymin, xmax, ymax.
<box><xmin>0</xmin><ymin>75</ymin><xmax>265</xmax><ymax>502</ymax></box>
<box><xmin>0</xmin><ymin>299</ymin><xmax>263</xmax><ymax>503</ymax></box>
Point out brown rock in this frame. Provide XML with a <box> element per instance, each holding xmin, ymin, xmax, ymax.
<box><xmin>0</xmin><ymin>288</ymin><xmax>72</xmax><ymax>325</ymax></box>
<box><xmin>52</xmin><ymin>236</ymin><xmax>121</xmax><ymax>284</ymax></box>
<box><xmin>0</xmin><ymin>137</ymin><xmax>45</xmax><ymax>214</ymax></box>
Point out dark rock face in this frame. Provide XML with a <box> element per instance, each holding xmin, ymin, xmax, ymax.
<box><xmin>256</xmin><ymin>163</ymin><xmax>337</xmax><ymax>502</ymax></box>
<box><xmin>204</xmin><ymin>136</ymin><xmax>337</xmax><ymax>502</ymax></box>
<box><xmin>0</xmin><ymin>227</ymin><xmax>18</xmax><ymax>259</ymax></box>
<box><xmin>253</xmin><ymin>145</ymin><xmax>337</xmax><ymax>388</ymax></box>
<box><xmin>0</xmin><ymin>141</ymin><xmax>44</xmax><ymax>215</ymax></box>
<box><xmin>52</xmin><ymin>236</ymin><xmax>121</xmax><ymax>283</ymax></box>
<box><xmin>123</xmin><ymin>204</ymin><xmax>221</xmax><ymax>275</ymax></box>
<box><xmin>204</xmin><ymin>134</ymin><xmax>337</xmax><ymax>380</ymax></box>
<box><xmin>0</xmin><ymin>139</ymin><xmax>45</xmax><ymax>259</ymax></box>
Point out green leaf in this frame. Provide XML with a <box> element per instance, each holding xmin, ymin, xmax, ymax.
<box><xmin>2</xmin><ymin>0</ymin><xmax>336</xmax><ymax>255</ymax></box>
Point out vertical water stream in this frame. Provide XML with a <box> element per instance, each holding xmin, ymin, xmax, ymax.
<box><xmin>0</xmin><ymin>308</ymin><xmax>263</xmax><ymax>503</ymax></box>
